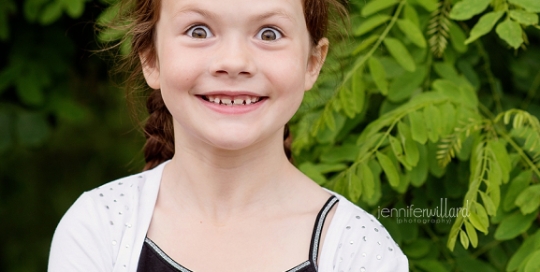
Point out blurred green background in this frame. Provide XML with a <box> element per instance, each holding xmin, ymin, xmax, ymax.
<box><xmin>0</xmin><ymin>1</ymin><xmax>145</xmax><ymax>270</ymax></box>
<box><xmin>1</xmin><ymin>0</ymin><xmax>540</xmax><ymax>271</ymax></box>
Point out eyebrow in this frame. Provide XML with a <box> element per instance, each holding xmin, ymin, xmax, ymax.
<box><xmin>174</xmin><ymin>7</ymin><xmax>296</xmax><ymax>24</ymax></box>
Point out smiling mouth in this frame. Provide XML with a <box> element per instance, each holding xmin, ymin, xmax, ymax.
<box><xmin>199</xmin><ymin>95</ymin><xmax>267</xmax><ymax>106</ymax></box>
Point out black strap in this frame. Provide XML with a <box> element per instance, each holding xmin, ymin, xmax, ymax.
<box><xmin>308</xmin><ymin>195</ymin><xmax>339</xmax><ymax>266</ymax></box>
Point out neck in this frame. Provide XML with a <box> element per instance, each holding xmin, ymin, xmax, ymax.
<box><xmin>161</xmin><ymin>126</ymin><xmax>295</xmax><ymax>224</ymax></box>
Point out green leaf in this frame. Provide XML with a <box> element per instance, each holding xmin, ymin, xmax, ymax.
<box><xmin>460</xmin><ymin>230</ymin><xmax>470</xmax><ymax>249</ymax></box>
<box><xmin>39</xmin><ymin>1</ymin><xmax>63</xmax><ymax>25</ymax></box>
<box><xmin>376</xmin><ymin>151</ymin><xmax>400</xmax><ymax>187</ymax></box>
<box><xmin>465</xmin><ymin>221</ymin><xmax>478</xmax><ymax>248</ymax></box>
<box><xmin>361</xmin><ymin>0</ymin><xmax>399</xmax><ymax>17</ymax></box>
<box><xmin>409</xmin><ymin>111</ymin><xmax>428</xmax><ymax>144</ymax></box>
<box><xmin>363</xmin><ymin>160</ymin><xmax>382</xmax><ymax>205</ymax></box>
<box><xmin>383</xmin><ymin>38</ymin><xmax>416</xmax><ymax>72</ymax></box>
<box><xmin>24</xmin><ymin>0</ymin><xmax>48</xmax><ymax>22</ymax></box>
<box><xmin>515</xmin><ymin>184</ymin><xmax>540</xmax><ymax>214</ymax></box>
<box><xmin>424</xmin><ymin>104</ymin><xmax>441</xmax><ymax>143</ymax></box>
<box><xmin>388</xmin><ymin>66</ymin><xmax>427</xmax><ymax>102</ymax></box>
<box><xmin>495</xmin><ymin>19</ymin><xmax>523</xmax><ymax>49</ymax></box>
<box><xmin>368</xmin><ymin>57</ymin><xmax>388</xmax><ymax>95</ymax></box>
<box><xmin>390</xmin><ymin>135</ymin><xmax>412</xmax><ymax>170</ymax></box>
<box><xmin>63</xmin><ymin>0</ymin><xmax>85</xmax><ymax>18</ymax></box>
<box><xmin>480</xmin><ymin>191</ymin><xmax>496</xmax><ymax>216</ymax></box>
<box><xmin>507</xmin><ymin>231</ymin><xmax>539</xmax><ymax>271</ymax></box>
<box><xmin>315</xmin><ymin>163</ymin><xmax>348</xmax><ymax>174</ymax></box>
<box><xmin>503</xmin><ymin>170</ymin><xmax>532</xmax><ymax>211</ymax></box>
<box><xmin>359</xmin><ymin>163</ymin><xmax>375</xmax><ymax>199</ymax></box>
<box><xmin>298</xmin><ymin>162</ymin><xmax>327</xmax><ymax>185</ymax></box>
<box><xmin>323</xmin><ymin>109</ymin><xmax>336</xmax><ymax>131</ymax></box>
<box><xmin>449</xmin><ymin>0</ymin><xmax>491</xmax><ymax>21</ymax></box>
<box><xmin>433</xmin><ymin>79</ymin><xmax>478</xmax><ymax>109</ymax></box>
<box><xmin>355</xmin><ymin>15</ymin><xmax>391</xmax><ymax>36</ymax></box>
<box><xmin>439</xmin><ymin>102</ymin><xmax>456</xmax><ymax>136</ymax></box>
<box><xmin>475</xmin><ymin>202</ymin><xmax>489</xmax><ymax>230</ymax></box>
<box><xmin>15</xmin><ymin>68</ymin><xmax>46</xmax><ymax>106</ymax></box>
<box><xmin>415</xmin><ymin>259</ymin><xmax>449</xmax><ymax>272</ymax></box>
<box><xmin>509</xmin><ymin>10</ymin><xmax>539</xmax><ymax>25</ymax></box>
<box><xmin>413</xmin><ymin>0</ymin><xmax>439</xmax><ymax>12</ymax></box>
<box><xmin>320</xmin><ymin>144</ymin><xmax>358</xmax><ymax>163</ymax></box>
<box><xmin>488</xmin><ymin>140</ymin><xmax>511</xmax><ymax>184</ymax></box>
<box><xmin>352</xmin><ymin>35</ymin><xmax>379</xmax><ymax>55</ymax></box>
<box><xmin>524</xmin><ymin>250</ymin><xmax>540</xmax><ymax>272</ymax></box>
<box><xmin>332</xmin><ymin>173</ymin><xmax>347</xmax><ymax>195</ymax></box>
<box><xmin>351</xmin><ymin>69</ymin><xmax>366</xmax><ymax>113</ymax></box>
<box><xmin>468</xmin><ymin>203</ymin><xmax>489</xmax><ymax>234</ymax></box>
<box><xmin>404</xmin><ymin>4</ymin><xmax>420</xmax><ymax>26</ymax></box>
<box><xmin>339</xmin><ymin>86</ymin><xmax>355</xmax><ymax>118</ymax></box>
<box><xmin>398</xmin><ymin>121</ymin><xmax>420</xmax><ymax>167</ymax></box>
<box><xmin>348</xmin><ymin>170</ymin><xmax>362</xmax><ymax>202</ymax></box>
<box><xmin>434</xmin><ymin>62</ymin><xmax>461</xmax><ymax>82</ymax></box>
<box><xmin>15</xmin><ymin>111</ymin><xmax>51</xmax><ymax>147</ymax></box>
<box><xmin>465</xmin><ymin>11</ymin><xmax>505</xmax><ymax>44</ymax></box>
<box><xmin>508</xmin><ymin>0</ymin><xmax>540</xmax><ymax>12</ymax></box>
<box><xmin>449</xmin><ymin>22</ymin><xmax>468</xmax><ymax>53</ymax></box>
<box><xmin>397</xmin><ymin>19</ymin><xmax>426</xmax><ymax>48</ymax></box>
<box><xmin>389</xmin><ymin>135</ymin><xmax>403</xmax><ymax>157</ymax></box>
<box><xmin>494</xmin><ymin>211</ymin><xmax>537</xmax><ymax>240</ymax></box>
<box><xmin>410</xmin><ymin>143</ymin><xmax>428</xmax><ymax>186</ymax></box>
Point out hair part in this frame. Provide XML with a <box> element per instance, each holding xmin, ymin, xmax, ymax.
<box><xmin>104</xmin><ymin>0</ymin><xmax>348</xmax><ymax>170</ymax></box>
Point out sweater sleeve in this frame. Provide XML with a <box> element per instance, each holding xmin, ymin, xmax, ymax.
<box><xmin>48</xmin><ymin>192</ymin><xmax>113</xmax><ymax>272</ymax></box>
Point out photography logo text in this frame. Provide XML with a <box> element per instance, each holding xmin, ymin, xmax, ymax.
<box><xmin>377</xmin><ymin>198</ymin><xmax>470</xmax><ymax>224</ymax></box>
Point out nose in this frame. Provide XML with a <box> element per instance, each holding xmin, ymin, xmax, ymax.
<box><xmin>210</xmin><ymin>35</ymin><xmax>256</xmax><ymax>78</ymax></box>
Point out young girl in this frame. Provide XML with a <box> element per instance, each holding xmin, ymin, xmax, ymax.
<box><xmin>49</xmin><ymin>0</ymin><xmax>408</xmax><ymax>271</ymax></box>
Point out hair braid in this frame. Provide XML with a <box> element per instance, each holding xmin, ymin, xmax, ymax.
<box><xmin>143</xmin><ymin>89</ymin><xmax>175</xmax><ymax>170</ymax></box>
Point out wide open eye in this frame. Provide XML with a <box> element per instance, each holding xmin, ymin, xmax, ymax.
<box><xmin>187</xmin><ymin>25</ymin><xmax>213</xmax><ymax>39</ymax></box>
<box><xmin>257</xmin><ymin>27</ymin><xmax>282</xmax><ymax>41</ymax></box>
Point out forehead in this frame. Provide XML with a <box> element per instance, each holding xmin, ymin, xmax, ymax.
<box><xmin>159</xmin><ymin>0</ymin><xmax>305</xmax><ymax>22</ymax></box>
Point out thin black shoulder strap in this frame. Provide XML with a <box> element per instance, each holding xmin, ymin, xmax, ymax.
<box><xmin>308</xmin><ymin>195</ymin><xmax>339</xmax><ymax>266</ymax></box>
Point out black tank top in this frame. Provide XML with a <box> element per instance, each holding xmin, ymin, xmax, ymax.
<box><xmin>137</xmin><ymin>195</ymin><xmax>339</xmax><ymax>272</ymax></box>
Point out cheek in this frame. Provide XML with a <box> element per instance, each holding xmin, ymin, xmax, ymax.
<box><xmin>263</xmin><ymin>49</ymin><xmax>307</xmax><ymax>94</ymax></box>
<box><xmin>158</xmin><ymin>44</ymin><xmax>204</xmax><ymax>93</ymax></box>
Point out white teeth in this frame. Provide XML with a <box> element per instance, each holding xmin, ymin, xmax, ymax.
<box><xmin>221</xmin><ymin>98</ymin><xmax>232</xmax><ymax>105</ymax></box>
<box><xmin>204</xmin><ymin>95</ymin><xmax>261</xmax><ymax>105</ymax></box>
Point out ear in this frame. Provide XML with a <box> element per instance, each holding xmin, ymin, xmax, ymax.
<box><xmin>304</xmin><ymin>38</ymin><xmax>329</xmax><ymax>91</ymax></box>
<box><xmin>140</xmin><ymin>51</ymin><xmax>161</xmax><ymax>90</ymax></box>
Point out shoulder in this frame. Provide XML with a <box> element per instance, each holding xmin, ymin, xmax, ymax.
<box><xmin>321</xmin><ymin>192</ymin><xmax>409</xmax><ymax>272</ymax></box>
<box><xmin>48</xmin><ymin>165</ymin><xmax>163</xmax><ymax>271</ymax></box>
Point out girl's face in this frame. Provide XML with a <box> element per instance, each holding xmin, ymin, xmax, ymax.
<box><xmin>142</xmin><ymin>0</ymin><xmax>327</xmax><ymax>151</ymax></box>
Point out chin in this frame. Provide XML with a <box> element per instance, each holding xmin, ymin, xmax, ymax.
<box><xmin>204</xmin><ymin>130</ymin><xmax>262</xmax><ymax>151</ymax></box>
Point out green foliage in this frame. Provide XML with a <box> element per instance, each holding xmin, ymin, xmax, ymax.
<box><xmin>1</xmin><ymin>0</ymin><xmax>540</xmax><ymax>271</ymax></box>
<box><xmin>291</xmin><ymin>0</ymin><xmax>540</xmax><ymax>271</ymax></box>
<box><xmin>0</xmin><ymin>1</ymin><xmax>143</xmax><ymax>271</ymax></box>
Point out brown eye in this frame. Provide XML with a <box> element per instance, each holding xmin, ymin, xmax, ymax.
<box><xmin>258</xmin><ymin>28</ymin><xmax>282</xmax><ymax>41</ymax></box>
<box><xmin>187</xmin><ymin>25</ymin><xmax>213</xmax><ymax>39</ymax></box>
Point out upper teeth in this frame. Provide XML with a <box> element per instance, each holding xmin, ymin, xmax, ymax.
<box><xmin>207</xmin><ymin>95</ymin><xmax>260</xmax><ymax>105</ymax></box>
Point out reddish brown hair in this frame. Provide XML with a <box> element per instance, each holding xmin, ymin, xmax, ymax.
<box><xmin>107</xmin><ymin>0</ymin><xmax>347</xmax><ymax>170</ymax></box>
